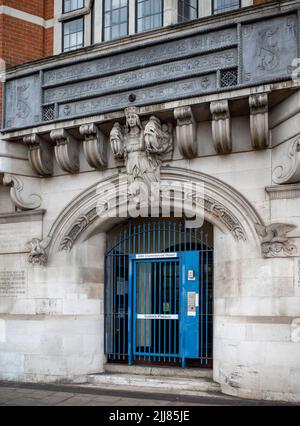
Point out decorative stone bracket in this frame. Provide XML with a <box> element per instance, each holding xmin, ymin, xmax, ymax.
<box><xmin>174</xmin><ymin>106</ymin><xmax>197</xmax><ymax>159</ymax></box>
<box><xmin>3</xmin><ymin>174</ymin><xmax>42</xmax><ymax>210</ymax></box>
<box><xmin>27</xmin><ymin>237</ymin><xmax>51</xmax><ymax>266</ymax></box>
<box><xmin>272</xmin><ymin>137</ymin><xmax>300</xmax><ymax>185</ymax></box>
<box><xmin>50</xmin><ymin>129</ymin><xmax>80</xmax><ymax>174</ymax></box>
<box><xmin>79</xmin><ymin>123</ymin><xmax>108</xmax><ymax>169</ymax></box>
<box><xmin>249</xmin><ymin>93</ymin><xmax>269</xmax><ymax>150</ymax></box>
<box><xmin>210</xmin><ymin>100</ymin><xmax>232</xmax><ymax>154</ymax></box>
<box><xmin>23</xmin><ymin>134</ymin><xmax>53</xmax><ymax>176</ymax></box>
<box><xmin>255</xmin><ymin>223</ymin><xmax>297</xmax><ymax>258</ymax></box>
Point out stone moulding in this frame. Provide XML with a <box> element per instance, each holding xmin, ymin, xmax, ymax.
<box><xmin>79</xmin><ymin>123</ymin><xmax>108</xmax><ymax>170</ymax></box>
<box><xmin>50</xmin><ymin>128</ymin><xmax>80</xmax><ymax>174</ymax></box>
<box><xmin>23</xmin><ymin>134</ymin><xmax>53</xmax><ymax>176</ymax></box>
<box><xmin>174</xmin><ymin>106</ymin><xmax>197</xmax><ymax>159</ymax></box>
<box><xmin>3</xmin><ymin>174</ymin><xmax>42</xmax><ymax>211</ymax></box>
<box><xmin>255</xmin><ymin>223</ymin><xmax>297</xmax><ymax>258</ymax></box>
<box><xmin>272</xmin><ymin>137</ymin><xmax>300</xmax><ymax>184</ymax></box>
<box><xmin>210</xmin><ymin>100</ymin><xmax>232</xmax><ymax>154</ymax></box>
<box><xmin>249</xmin><ymin>93</ymin><xmax>269</xmax><ymax>150</ymax></box>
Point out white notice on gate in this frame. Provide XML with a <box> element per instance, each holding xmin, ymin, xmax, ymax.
<box><xmin>137</xmin><ymin>314</ymin><xmax>178</xmax><ymax>320</ymax></box>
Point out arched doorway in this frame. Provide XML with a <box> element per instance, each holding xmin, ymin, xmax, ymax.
<box><xmin>105</xmin><ymin>218</ymin><xmax>213</xmax><ymax>369</ymax></box>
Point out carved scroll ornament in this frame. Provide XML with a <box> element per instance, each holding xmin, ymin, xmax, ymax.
<box><xmin>174</xmin><ymin>106</ymin><xmax>197</xmax><ymax>159</ymax></box>
<box><xmin>79</xmin><ymin>123</ymin><xmax>108</xmax><ymax>169</ymax></box>
<box><xmin>23</xmin><ymin>134</ymin><xmax>53</xmax><ymax>176</ymax></box>
<box><xmin>3</xmin><ymin>174</ymin><xmax>41</xmax><ymax>210</ymax></box>
<box><xmin>272</xmin><ymin>137</ymin><xmax>300</xmax><ymax>185</ymax></box>
<box><xmin>210</xmin><ymin>100</ymin><xmax>232</xmax><ymax>154</ymax></box>
<box><xmin>50</xmin><ymin>129</ymin><xmax>80</xmax><ymax>174</ymax></box>
<box><xmin>249</xmin><ymin>93</ymin><xmax>269</xmax><ymax>150</ymax></box>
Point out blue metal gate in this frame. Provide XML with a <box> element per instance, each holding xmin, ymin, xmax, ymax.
<box><xmin>105</xmin><ymin>219</ymin><xmax>213</xmax><ymax>368</ymax></box>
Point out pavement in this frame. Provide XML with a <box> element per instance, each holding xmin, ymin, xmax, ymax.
<box><xmin>0</xmin><ymin>381</ymin><xmax>295</xmax><ymax>406</ymax></box>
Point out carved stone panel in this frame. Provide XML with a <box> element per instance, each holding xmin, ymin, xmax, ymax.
<box><xmin>242</xmin><ymin>15</ymin><xmax>297</xmax><ymax>84</ymax></box>
<box><xmin>4</xmin><ymin>74</ymin><xmax>41</xmax><ymax>129</ymax></box>
<box><xmin>3</xmin><ymin>174</ymin><xmax>42</xmax><ymax>211</ymax></box>
<box><xmin>272</xmin><ymin>137</ymin><xmax>300</xmax><ymax>185</ymax></box>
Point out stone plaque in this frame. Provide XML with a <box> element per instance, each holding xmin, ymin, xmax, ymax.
<box><xmin>59</xmin><ymin>74</ymin><xmax>216</xmax><ymax>118</ymax></box>
<box><xmin>43</xmin><ymin>27</ymin><xmax>237</xmax><ymax>86</ymax></box>
<box><xmin>44</xmin><ymin>49</ymin><xmax>237</xmax><ymax>104</ymax></box>
<box><xmin>242</xmin><ymin>14</ymin><xmax>297</xmax><ymax>83</ymax></box>
<box><xmin>0</xmin><ymin>221</ymin><xmax>42</xmax><ymax>254</ymax></box>
<box><xmin>5</xmin><ymin>74</ymin><xmax>41</xmax><ymax>129</ymax></box>
<box><xmin>0</xmin><ymin>269</ymin><xmax>27</xmax><ymax>297</ymax></box>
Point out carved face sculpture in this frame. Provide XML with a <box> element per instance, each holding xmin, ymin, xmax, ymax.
<box><xmin>126</xmin><ymin>113</ymin><xmax>138</xmax><ymax>128</ymax></box>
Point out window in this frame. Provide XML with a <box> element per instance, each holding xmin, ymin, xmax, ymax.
<box><xmin>63</xmin><ymin>0</ymin><xmax>84</xmax><ymax>13</ymax></box>
<box><xmin>63</xmin><ymin>17</ymin><xmax>84</xmax><ymax>52</ymax></box>
<box><xmin>212</xmin><ymin>0</ymin><xmax>240</xmax><ymax>14</ymax></box>
<box><xmin>103</xmin><ymin>0</ymin><xmax>129</xmax><ymax>41</ymax></box>
<box><xmin>178</xmin><ymin>0</ymin><xmax>198</xmax><ymax>23</ymax></box>
<box><xmin>136</xmin><ymin>0</ymin><xmax>163</xmax><ymax>33</ymax></box>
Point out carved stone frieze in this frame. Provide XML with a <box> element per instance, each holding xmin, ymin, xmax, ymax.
<box><xmin>3</xmin><ymin>174</ymin><xmax>42</xmax><ymax>210</ymax></box>
<box><xmin>249</xmin><ymin>93</ymin><xmax>269</xmax><ymax>150</ymax></box>
<box><xmin>27</xmin><ymin>237</ymin><xmax>51</xmax><ymax>266</ymax></box>
<box><xmin>255</xmin><ymin>223</ymin><xmax>297</xmax><ymax>258</ymax></box>
<box><xmin>174</xmin><ymin>106</ymin><xmax>197</xmax><ymax>159</ymax></box>
<box><xmin>50</xmin><ymin>129</ymin><xmax>80</xmax><ymax>174</ymax></box>
<box><xmin>272</xmin><ymin>137</ymin><xmax>300</xmax><ymax>184</ymax></box>
<box><xmin>23</xmin><ymin>134</ymin><xmax>53</xmax><ymax>176</ymax></box>
<box><xmin>210</xmin><ymin>100</ymin><xmax>232</xmax><ymax>154</ymax></box>
<box><xmin>79</xmin><ymin>123</ymin><xmax>108</xmax><ymax>170</ymax></box>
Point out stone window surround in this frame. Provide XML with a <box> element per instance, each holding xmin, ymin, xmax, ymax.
<box><xmin>54</xmin><ymin>0</ymin><xmax>253</xmax><ymax>55</ymax></box>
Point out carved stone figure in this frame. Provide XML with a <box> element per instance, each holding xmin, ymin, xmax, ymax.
<box><xmin>110</xmin><ymin>107</ymin><xmax>173</xmax><ymax>198</ymax></box>
<box><xmin>255</xmin><ymin>223</ymin><xmax>297</xmax><ymax>257</ymax></box>
<box><xmin>27</xmin><ymin>238</ymin><xmax>51</xmax><ymax>266</ymax></box>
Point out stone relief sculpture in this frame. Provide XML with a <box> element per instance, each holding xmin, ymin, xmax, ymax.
<box><xmin>27</xmin><ymin>238</ymin><xmax>51</xmax><ymax>266</ymax></box>
<box><xmin>255</xmin><ymin>223</ymin><xmax>297</xmax><ymax>257</ymax></box>
<box><xmin>110</xmin><ymin>107</ymin><xmax>173</xmax><ymax>199</ymax></box>
<box><xmin>272</xmin><ymin>137</ymin><xmax>300</xmax><ymax>184</ymax></box>
<box><xmin>3</xmin><ymin>174</ymin><xmax>42</xmax><ymax>210</ymax></box>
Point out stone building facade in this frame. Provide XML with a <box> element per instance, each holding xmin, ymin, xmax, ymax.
<box><xmin>1</xmin><ymin>0</ymin><xmax>300</xmax><ymax>403</ymax></box>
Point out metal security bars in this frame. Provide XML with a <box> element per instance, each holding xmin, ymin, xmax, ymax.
<box><xmin>105</xmin><ymin>219</ymin><xmax>213</xmax><ymax>368</ymax></box>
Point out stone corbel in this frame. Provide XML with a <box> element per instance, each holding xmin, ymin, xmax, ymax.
<box><xmin>249</xmin><ymin>93</ymin><xmax>269</xmax><ymax>150</ymax></box>
<box><xmin>255</xmin><ymin>223</ymin><xmax>297</xmax><ymax>258</ymax></box>
<box><xmin>50</xmin><ymin>129</ymin><xmax>80</xmax><ymax>174</ymax></box>
<box><xmin>3</xmin><ymin>174</ymin><xmax>42</xmax><ymax>210</ymax></box>
<box><xmin>174</xmin><ymin>106</ymin><xmax>197</xmax><ymax>159</ymax></box>
<box><xmin>26</xmin><ymin>237</ymin><xmax>51</xmax><ymax>266</ymax></box>
<box><xmin>272</xmin><ymin>137</ymin><xmax>300</xmax><ymax>184</ymax></box>
<box><xmin>79</xmin><ymin>123</ymin><xmax>108</xmax><ymax>169</ymax></box>
<box><xmin>23</xmin><ymin>134</ymin><xmax>53</xmax><ymax>176</ymax></box>
<box><xmin>210</xmin><ymin>100</ymin><xmax>232</xmax><ymax>154</ymax></box>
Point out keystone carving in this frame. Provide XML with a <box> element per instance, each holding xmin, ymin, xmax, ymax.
<box><xmin>174</xmin><ymin>106</ymin><xmax>197</xmax><ymax>159</ymax></box>
<box><xmin>255</xmin><ymin>223</ymin><xmax>297</xmax><ymax>257</ymax></box>
<box><xmin>26</xmin><ymin>237</ymin><xmax>51</xmax><ymax>266</ymax></box>
<box><xmin>50</xmin><ymin>129</ymin><xmax>80</xmax><ymax>174</ymax></box>
<box><xmin>23</xmin><ymin>134</ymin><xmax>53</xmax><ymax>176</ymax></box>
<box><xmin>79</xmin><ymin>123</ymin><xmax>108</xmax><ymax>169</ymax></box>
<box><xmin>249</xmin><ymin>93</ymin><xmax>269</xmax><ymax>150</ymax></box>
<box><xmin>272</xmin><ymin>137</ymin><xmax>300</xmax><ymax>184</ymax></box>
<box><xmin>3</xmin><ymin>174</ymin><xmax>41</xmax><ymax>210</ymax></box>
<box><xmin>210</xmin><ymin>100</ymin><xmax>232</xmax><ymax>154</ymax></box>
<box><xmin>110</xmin><ymin>107</ymin><xmax>173</xmax><ymax>199</ymax></box>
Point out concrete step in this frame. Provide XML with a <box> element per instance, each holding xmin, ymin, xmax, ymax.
<box><xmin>88</xmin><ymin>373</ymin><xmax>221</xmax><ymax>394</ymax></box>
<box><xmin>104</xmin><ymin>364</ymin><xmax>213</xmax><ymax>379</ymax></box>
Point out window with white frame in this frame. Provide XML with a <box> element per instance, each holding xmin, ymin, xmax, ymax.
<box><xmin>63</xmin><ymin>17</ymin><xmax>84</xmax><ymax>52</ymax></box>
<box><xmin>178</xmin><ymin>0</ymin><xmax>198</xmax><ymax>23</ymax></box>
<box><xmin>136</xmin><ymin>0</ymin><xmax>163</xmax><ymax>33</ymax></box>
<box><xmin>103</xmin><ymin>0</ymin><xmax>129</xmax><ymax>41</ymax></box>
<box><xmin>212</xmin><ymin>0</ymin><xmax>241</xmax><ymax>14</ymax></box>
<box><xmin>63</xmin><ymin>0</ymin><xmax>84</xmax><ymax>13</ymax></box>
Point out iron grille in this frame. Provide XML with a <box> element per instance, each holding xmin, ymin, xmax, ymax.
<box><xmin>220</xmin><ymin>68</ymin><xmax>238</xmax><ymax>88</ymax></box>
<box><xmin>42</xmin><ymin>104</ymin><xmax>55</xmax><ymax>122</ymax></box>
